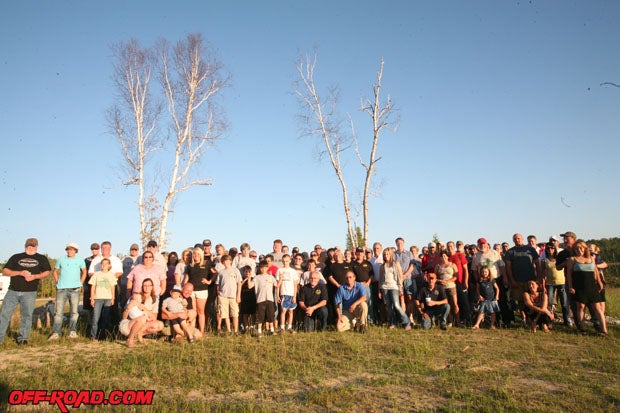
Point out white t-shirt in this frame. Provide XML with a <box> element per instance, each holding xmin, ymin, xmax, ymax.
<box><xmin>277</xmin><ymin>267</ymin><xmax>300</xmax><ymax>296</ymax></box>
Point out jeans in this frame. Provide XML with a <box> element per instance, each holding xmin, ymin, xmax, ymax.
<box><xmin>365</xmin><ymin>284</ymin><xmax>375</xmax><ymax>324</ymax></box>
<box><xmin>422</xmin><ymin>303</ymin><xmax>451</xmax><ymax>329</ymax></box>
<box><xmin>90</xmin><ymin>299</ymin><xmax>112</xmax><ymax>339</ymax></box>
<box><xmin>52</xmin><ymin>287</ymin><xmax>81</xmax><ymax>335</ymax></box>
<box><xmin>304</xmin><ymin>306</ymin><xmax>328</xmax><ymax>332</ymax></box>
<box><xmin>382</xmin><ymin>289</ymin><xmax>410</xmax><ymax>327</ymax></box>
<box><xmin>546</xmin><ymin>284</ymin><xmax>570</xmax><ymax>325</ymax></box>
<box><xmin>0</xmin><ymin>290</ymin><xmax>37</xmax><ymax>343</ymax></box>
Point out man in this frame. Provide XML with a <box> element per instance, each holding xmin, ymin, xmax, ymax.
<box><xmin>88</xmin><ymin>241</ymin><xmax>123</xmax><ymax>280</ymax></box>
<box><xmin>83</xmin><ymin>243</ymin><xmax>101</xmax><ymax>314</ymax></box>
<box><xmin>88</xmin><ymin>241</ymin><xmax>123</xmax><ymax>321</ymax></box>
<box><xmin>350</xmin><ymin>247</ymin><xmax>375</xmax><ymax>324</ymax></box>
<box><xmin>298</xmin><ymin>271</ymin><xmax>328</xmax><ymax>332</ymax></box>
<box><xmin>504</xmin><ymin>233</ymin><xmax>540</xmax><ymax>326</ymax></box>
<box><xmin>418</xmin><ymin>272</ymin><xmax>450</xmax><ymax>330</ymax></box>
<box><xmin>49</xmin><ymin>242</ymin><xmax>86</xmax><ymax>340</ymax></box>
<box><xmin>556</xmin><ymin>231</ymin><xmax>577</xmax><ymax>327</ymax></box>
<box><xmin>272</xmin><ymin>239</ymin><xmax>284</xmax><ymax>268</ymax></box>
<box><xmin>161</xmin><ymin>283</ymin><xmax>198</xmax><ymax>338</ymax></box>
<box><xmin>369</xmin><ymin>242</ymin><xmax>385</xmax><ymax>325</ymax></box>
<box><xmin>137</xmin><ymin>240</ymin><xmax>166</xmax><ymax>270</ymax></box>
<box><xmin>447</xmin><ymin>241</ymin><xmax>470</xmax><ymax>326</ymax></box>
<box><xmin>421</xmin><ymin>242</ymin><xmax>441</xmax><ymax>273</ymax></box>
<box><xmin>394</xmin><ymin>237</ymin><xmax>414</xmax><ymax>280</ymax></box>
<box><xmin>334</xmin><ymin>270</ymin><xmax>368</xmax><ymax>333</ymax></box>
<box><xmin>120</xmin><ymin>243</ymin><xmax>140</xmax><ymax>307</ymax></box>
<box><xmin>0</xmin><ymin>238</ymin><xmax>51</xmax><ymax>345</ymax></box>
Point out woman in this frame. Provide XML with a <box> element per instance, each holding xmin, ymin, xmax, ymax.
<box><xmin>435</xmin><ymin>251</ymin><xmax>460</xmax><ymax>325</ymax></box>
<box><xmin>379</xmin><ymin>248</ymin><xmax>412</xmax><ymax>330</ymax></box>
<box><xmin>139</xmin><ymin>278</ymin><xmax>165</xmax><ymax>335</ymax></box>
<box><xmin>541</xmin><ymin>243</ymin><xmax>572</xmax><ymax>327</ymax></box>
<box><xmin>183</xmin><ymin>248</ymin><xmax>214</xmax><ymax>335</ymax></box>
<box><xmin>175</xmin><ymin>248</ymin><xmax>193</xmax><ymax>286</ymax></box>
<box><xmin>566</xmin><ymin>242</ymin><xmax>607</xmax><ymax>336</ymax></box>
<box><xmin>120</xmin><ymin>278</ymin><xmax>163</xmax><ymax>345</ymax></box>
<box><xmin>344</xmin><ymin>249</ymin><xmax>353</xmax><ymax>264</ymax></box>
<box><xmin>165</xmin><ymin>252</ymin><xmax>179</xmax><ymax>296</ymax></box>
<box><xmin>126</xmin><ymin>252</ymin><xmax>166</xmax><ymax>307</ymax></box>
<box><xmin>589</xmin><ymin>243</ymin><xmax>608</xmax><ymax>315</ymax></box>
<box><xmin>523</xmin><ymin>280</ymin><xmax>554</xmax><ymax>333</ymax></box>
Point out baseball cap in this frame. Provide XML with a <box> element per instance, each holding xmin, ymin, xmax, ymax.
<box><xmin>560</xmin><ymin>231</ymin><xmax>576</xmax><ymax>239</ymax></box>
<box><xmin>477</xmin><ymin>238</ymin><xmax>488</xmax><ymax>245</ymax></box>
<box><xmin>90</xmin><ymin>243</ymin><xmax>100</xmax><ymax>250</ymax></box>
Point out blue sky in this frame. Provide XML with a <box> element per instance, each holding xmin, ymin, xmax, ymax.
<box><xmin>1</xmin><ymin>1</ymin><xmax>619</xmax><ymax>261</ymax></box>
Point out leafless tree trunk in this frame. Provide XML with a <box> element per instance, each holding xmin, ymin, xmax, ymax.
<box><xmin>108</xmin><ymin>34</ymin><xmax>229</xmax><ymax>249</ymax></box>
<box><xmin>355</xmin><ymin>58</ymin><xmax>398</xmax><ymax>246</ymax></box>
<box><xmin>294</xmin><ymin>53</ymin><xmax>356</xmax><ymax>247</ymax></box>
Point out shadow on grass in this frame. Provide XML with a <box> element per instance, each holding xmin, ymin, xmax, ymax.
<box><xmin>0</xmin><ymin>381</ymin><xmax>10</xmax><ymax>412</ymax></box>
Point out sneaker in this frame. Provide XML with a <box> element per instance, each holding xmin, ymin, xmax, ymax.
<box><xmin>440</xmin><ymin>323</ymin><xmax>447</xmax><ymax>331</ymax></box>
<box><xmin>16</xmin><ymin>339</ymin><xmax>29</xmax><ymax>346</ymax></box>
<box><xmin>68</xmin><ymin>331</ymin><xmax>78</xmax><ymax>339</ymax></box>
<box><xmin>48</xmin><ymin>333</ymin><xmax>60</xmax><ymax>341</ymax></box>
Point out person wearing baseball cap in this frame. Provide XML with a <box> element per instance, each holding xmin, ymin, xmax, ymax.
<box><xmin>48</xmin><ymin>242</ymin><xmax>87</xmax><ymax>340</ymax></box>
<box><xmin>0</xmin><ymin>238</ymin><xmax>52</xmax><ymax>345</ymax></box>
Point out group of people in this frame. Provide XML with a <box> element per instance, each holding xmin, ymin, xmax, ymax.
<box><xmin>0</xmin><ymin>231</ymin><xmax>610</xmax><ymax>347</ymax></box>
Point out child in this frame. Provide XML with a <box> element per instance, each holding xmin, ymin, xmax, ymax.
<box><xmin>216</xmin><ymin>255</ymin><xmax>243</xmax><ymax>334</ymax></box>
<box><xmin>239</xmin><ymin>265</ymin><xmax>257</xmax><ymax>333</ymax></box>
<box><xmin>89</xmin><ymin>258</ymin><xmax>117</xmax><ymax>341</ymax></box>
<box><xmin>248</xmin><ymin>260</ymin><xmax>276</xmax><ymax>336</ymax></box>
<box><xmin>122</xmin><ymin>292</ymin><xmax>148</xmax><ymax>347</ymax></box>
<box><xmin>472</xmin><ymin>267</ymin><xmax>500</xmax><ymax>330</ymax></box>
<box><xmin>161</xmin><ymin>285</ymin><xmax>194</xmax><ymax>343</ymax></box>
<box><xmin>276</xmin><ymin>254</ymin><xmax>300</xmax><ymax>333</ymax></box>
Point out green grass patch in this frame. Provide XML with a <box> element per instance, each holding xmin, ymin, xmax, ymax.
<box><xmin>1</xmin><ymin>291</ymin><xmax>619</xmax><ymax>411</ymax></box>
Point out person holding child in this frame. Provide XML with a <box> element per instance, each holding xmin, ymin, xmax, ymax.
<box><xmin>161</xmin><ymin>285</ymin><xmax>195</xmax><ymax>343</ymax></box>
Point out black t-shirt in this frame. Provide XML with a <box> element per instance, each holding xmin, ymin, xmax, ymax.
<box><xmin>419</xmin><ymin>285</ymin><xmax>447</xmax><ymax>303</ymax></box>
<box><xmin>556</xmin><ymin>248</ymin><xmax>573</xmax><ymax>268</ymax></box>
<box><xmin>505</xmin><ymin>245</ymin><xmax>539</xmax><ymax>282</ymax></box>
<box><xmin>324</xmin><ymin>262</ymin><xmax>350</xmax><ymax>286</ymax></box>
<box><xmin>185</xmin><ymin>262</ymin><xmax>213</xmax><ymax>292</ymax></box>
<box><xmin>6</xmin><ymin>252</ymin><xmax>51</xmax><ymax>292</ymax></box>
<box><xmin>298</xmin><ymin>282</ymin><xmax>328</xmax><ymax>308</ymax></box>
<box><xmin>351</xmin><ymin>260</ymin><xmax>374</xmax><ymax>283</ymax></box>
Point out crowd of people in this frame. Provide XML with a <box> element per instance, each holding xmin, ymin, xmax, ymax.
<box><xmin>0</xmin><ymin>231</ymin><xmax>610</xmax><ymax>347</ymax></box>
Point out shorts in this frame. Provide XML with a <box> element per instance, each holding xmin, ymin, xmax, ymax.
<box><xmin>194</xmin><ymin>289</ymin><xmax>209</xmax><ymax>300</ymax></box>
<box><xmin>281</xmin><ymin>295</ymin><xmax>297</xmax><ymax>311</ymax></box>
<box><xmin>510</xmin><ymin>281</ymin><xmax>529</xmax><ymax>304</ymax></box>
<box><xmin>218</xmin><ymin>296</ymin><xmax>239</xmax><ymax>318</ymax></box>
<box><xmin>170</xmin><ymin>317</ymin><xmax>185</xmax><ymax>326</ymax></box>
<box><xmin>256</xmin><ymin>300</ymin><xmax>275</xmax><ymax>324</ymax></box>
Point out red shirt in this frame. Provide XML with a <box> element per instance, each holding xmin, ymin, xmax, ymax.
<box><xmin>449</xmin><ymin>252</ymin><xmax>468</xmax><ymax>284</ymax></box>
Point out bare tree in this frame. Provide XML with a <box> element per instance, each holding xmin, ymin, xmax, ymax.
<box><xmin>355</xmin><ymin>58</ymin><xmax>398</xmax><ymax>246</ymax></box>
<box><xmin>294</xmin><ymin>53</ymin><xmax>356</xmax><ymax>247</ymax></box>
<box><xmin>294</xmin><ymin>53</ymin><xmax>397</xmax><ymax>247</ymax></box>
<box><xmin>108</xmin><ymin>34</ymin><xmax>229</xmax><ymax>248</ymax></box>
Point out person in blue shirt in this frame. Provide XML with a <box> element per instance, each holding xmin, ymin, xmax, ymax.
<box><xmin>334</xmin><ymin>270</ymin><xmax>368</xmax><ymax>333</ymax></box>
<box><xmin>49</xmin><ymin>243</ymin><xmax>86</xmax><ymax>340</ymax></box>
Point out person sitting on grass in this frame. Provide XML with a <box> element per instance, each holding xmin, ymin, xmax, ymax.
<box><xmin>161</xmin><ymin>285</ymin><xmax>195</xmax><ymax>343</ymax></box>
<box><xmin>472</xmin><ymin>267</ymin><xmax>500</xmax><ymax>330</ymax></box>
<box><xmin>248</xmin><ymin>260</ymin><xmax>276</xmax><ymax>337</ymax></box>
<box><xmin>418</xmin><ymin>272</ymin><xmax>450</xmax><ymax>330</ymax></box>
<box><xmin>122</xmin><ymin>292</ymin><xmax>148</xmax><ymax>347</ymax></box>
<box><xmin>523</xmin><ymin>280</ymin><xmax>554</xmax><ymax>333</ymax></box>
<box><xmin>334</xmin><ymin>270</ymin><xmax>368</xmax><ymax>333</ymax></box>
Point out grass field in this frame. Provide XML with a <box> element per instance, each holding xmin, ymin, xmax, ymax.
<box><xmin>1</xmin><ymin>290</ymin><xmax>619</xmax><ymax>412</ymax></box>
